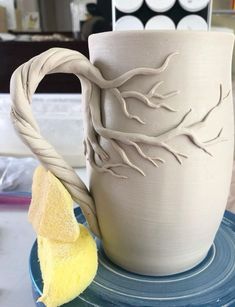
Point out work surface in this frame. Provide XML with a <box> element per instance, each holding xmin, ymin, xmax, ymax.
<box><xmin>1</xmin><ymin>167</ymin><xmax>235</xmax><ymax>307</ymax></box>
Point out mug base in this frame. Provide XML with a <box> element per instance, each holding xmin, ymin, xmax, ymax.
<box><xmin>102</xmin><ymin>245</ymin><xmax>209</xmax><ymax>276</ymax></box>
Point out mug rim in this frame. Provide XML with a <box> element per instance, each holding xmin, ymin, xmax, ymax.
<box><xmin>89</xmin><ymin>29</ymin><xmax>234</xmax><ymax>41</ymax></box>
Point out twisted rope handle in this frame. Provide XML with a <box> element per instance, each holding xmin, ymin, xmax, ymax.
<box><xmin>10</xmin><ymin>48</ymin><xmax>101</xmax><ymax>237</ymax></box>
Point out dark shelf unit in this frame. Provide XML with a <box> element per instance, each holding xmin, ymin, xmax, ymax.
<box><xmin>0</xmin><ymin>40</ymin><xmax>89</xmax><ymax>93</ymax></box>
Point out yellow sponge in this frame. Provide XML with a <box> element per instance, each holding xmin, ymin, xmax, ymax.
<box><xmin>29</xmin><ymin>166</ymin><xmax>79</xmax><ymax>242</ymax></box>
<box><xmin>37</xmin><ymin>224</ymin><xmax>98</xmax><ymax>307</ymax></box>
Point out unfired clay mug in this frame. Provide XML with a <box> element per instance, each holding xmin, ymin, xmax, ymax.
<box><xmin>10</xmin><ymin>31</ymin><xmax>234</xmax><ymax>276</ymax></box>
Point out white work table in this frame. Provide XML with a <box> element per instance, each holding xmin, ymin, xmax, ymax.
<box><xmin>1</xmin><ymin>206</ymin><xmax>36</xmax><ymax>307</ymax></box>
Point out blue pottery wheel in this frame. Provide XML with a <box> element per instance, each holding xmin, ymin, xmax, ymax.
<box><xmin>30</xmin><ymin>208</ymin><xmax>235</xmax><ymax>307</ymax></box>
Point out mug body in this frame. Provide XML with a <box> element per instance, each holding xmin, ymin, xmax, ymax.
<box><xmin>87</xmin><ymin>31</ymin><xmax>234</xmax><ymax>275</ymax></box>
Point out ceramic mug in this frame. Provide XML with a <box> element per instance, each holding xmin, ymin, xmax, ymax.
<box><xmin>10</xmin><ymin>31</ymin><xmax>234</xmax><ymax>276</ymax></box>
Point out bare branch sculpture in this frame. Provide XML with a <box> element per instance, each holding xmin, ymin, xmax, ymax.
<box><xmin>87</xmin><ymin>84</ymin><xmax>230</xmax><ymax>177</ymax></box>
<box><xmin>110</xmin><ymin>81</ymin><xmax>180</xmax><ymax>124</ymax></box>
